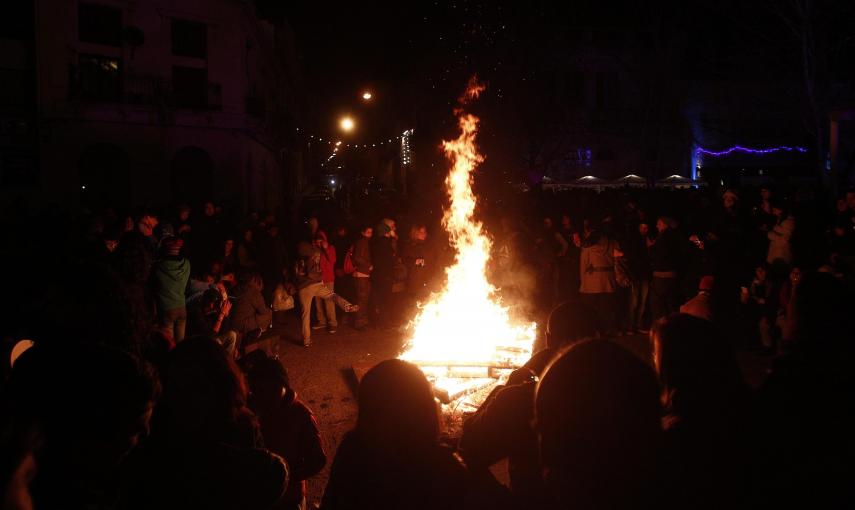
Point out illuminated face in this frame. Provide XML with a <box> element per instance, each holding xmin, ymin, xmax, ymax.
<box><xmin>204</xmin><ymin>203</ymin><xmax>215</xmax><ymax>216</ymax></box>
<box><xmin>363</xmin><ymin>228</ymin><xmax>373</xmax><ymax>238</ymax></box>
<box><xmin>723</xmin><ymin>195</ymin><xmax>736</xmax><ymax>209</ymax></box>
<box><xmin>415</xmin><ymin>227</ymin><xmax>428</xmax><ymax>241</ymax></box>
<box><xmin>179</xmin><ymin>209</ymin><xmax>190</xmax><ymax>222</ymax></box>
<box><xmin>138</xmin><ymin>216</ymin><xmax>157</xmax><ymax>237</ymax></box>
<box><xmin>656</xmin><ymin>219</ymin><xmax>667</xmax><ymax>233</ymax></box>
<box><xmin>638</xmin><ymin>223</ymin><xmax>649</xmax><ymax>237</ymax></box>
<box><xmin>224</xmin><ymin>239</ymin><xmax>234</xmax><ymax>254</ymax></box>
<box><xmin>755</xmin><ymin>266</ymin><xmax>766</xmax><ymax>281</ymax></box>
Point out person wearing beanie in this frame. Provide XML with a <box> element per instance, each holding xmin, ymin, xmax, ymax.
<box><xmin>152</xmin><ymin>236</ymin><xmax>191</xmax><ymax>343</ymax></box>
<box><xmin>680</xmin><ymin>275</ymin><xmax>715</xmax><ymax>322</ymax></box>
<box><xmin>371</xmin><ymin>218</ymin><xmax>398</xmax><ymax>327</ymax></box>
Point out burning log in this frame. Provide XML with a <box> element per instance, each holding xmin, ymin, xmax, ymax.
<box><xmin>432</xmin><ymin>378</ymin><xmax>497</xmax><ymax>404</ymax></box>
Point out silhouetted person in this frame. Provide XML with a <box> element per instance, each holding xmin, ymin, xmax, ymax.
<box><xmin>247</xmin><ymin>356</ymin><xmax>327</xmax><ymax>510</ymax></box>
<box><xmin>652</xmin><ymin>313</ymin><xmax>753</xmax><ymax>509</ymax></box>
<box><xmin>461</xmin><ymin>301</ymin><xmax>597</xmax><ymax>506</ymax></box>
<box><xmin>535</xmin><ymin>340</ymin><xmax>663</xmax><ymax>509</ymax></box>
<box><xmin>321</xmin><ymin>359</ymin><xmax>469</xmax><ymax>510</ymax></box>
<box><xmin>753</xmin><ymin>272</ymin><xmax>855</xmax><ymax>507</ymax></box>
<box><xmin>5</xmin><ymin>342</ymin><xmax>160</xmax><ymax>510</ymax></box>
<box><xmin>352</xmin><ymin>225</ymin><xmax>373</xmax><ymax>330</ymax></box>
<box><xmin>120</xmin><ymin>338</ymin><xmax>288</xmax><ymax>510</ymax></box>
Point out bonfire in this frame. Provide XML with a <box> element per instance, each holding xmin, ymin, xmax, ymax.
<box><xmin>399</xmin><ymin>78</ymin><xmax>536</xmax><ymax>411</ymax></box>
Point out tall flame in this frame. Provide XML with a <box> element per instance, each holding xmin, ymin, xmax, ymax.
<box><xmin>400</xmin><ymin>78</ymin><xmax>535</xmax><ymax>380</ymax></box>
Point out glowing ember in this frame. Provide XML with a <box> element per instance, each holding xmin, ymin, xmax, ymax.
<box><xmin>400</xmin><ymin>78</ymin><xmax>536</xmax><ymax>403</ymax></box>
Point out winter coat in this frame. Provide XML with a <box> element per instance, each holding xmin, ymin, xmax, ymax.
<box><xmin>579</xmin><ymin>234</ymin><xmax>617</xmax><ymax>294</ymax></box>
<box><xmin>152</xmin><ymin>257</ymin><xmax>190</xmax><ymax>311</ymax></box>
<box><xmin>231</xmin><ymin>285</ymin><xmax>272</xmax><ymax>334</ymax></box>
<box><xmin>767</xmin><ymin>216</ymin><xmax>795</xmax><ymax>265</ymax></box>
<box><xmin>650</xmin><ymin>228</ymin><xmax>684</xmax><ymax>273</ymax></box>
<box><xmin>318</xmin><ymin>242</ymin><xmax>337</xmax><ymax>284</ymax></box>
<box><xmin>352</xmin><ymin>237</ymin><xmax>372</xmax><ymax>276</ymax></box>
<box><xmin>257</xmin><ymin>388</ymin><xmax>326</xmax><ymax>507</ymax></box>
<box><xmin>295</xmin><ymin>241</ymin><xmax>323</xmax><ymax>289</ymax></box>
<box><xmin>321</xmin><ymin>431</ymin><xmax>468</xmax><ymax>510</ymax></box>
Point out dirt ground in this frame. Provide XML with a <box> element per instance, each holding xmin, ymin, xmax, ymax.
<box><xmin>270</xmin><ymin>315</ymin><xmax>770</xmax><ymax>507</ymax></box>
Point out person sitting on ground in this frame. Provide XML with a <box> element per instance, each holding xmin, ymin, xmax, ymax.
<box><xmin>152</xmin><ymin>236</ymin><xmax>191</xmax><ymax>343</ymax></box>
<box><xmin>535</xmin><ymin>339</ymin><xmax>663</xmax><ymax>508</ymax></box>
<box><xmin>321</xmin><ymin>359</ymin><xmax>470</xmax><ymax>510</ymax></box>
<box><xmin>247</xmin><ymin>355</ymin><xmax>327</xmax><ymax>510</ymax></box>
<box><xmin>230</xmin><ymin>271</ymin><xmax>277</xmax><ymax>356</ymax></box>
<box><xmin>652</xmin><ymin>313</ymin><xmax>753</xmax><ymax>509</ymax></box>
<box><xmin>119</xmin><ymin>338</ymin><xmax>288</xmax><ymax>510</ymax></box>
<box><xmin>186</xmin><ymin>287</ymin><xmax>237</xmax><ymax>357</ymax></box>
<box><xmin>460</xmin><ymin>301</ymin><xmax>597</xmax><ymax>506</ymax></box>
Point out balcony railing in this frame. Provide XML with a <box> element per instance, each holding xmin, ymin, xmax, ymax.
<box><xmin>70</xmin><ymin>70</ymin><xmax>222</xmax><ymax>110</ymax></box>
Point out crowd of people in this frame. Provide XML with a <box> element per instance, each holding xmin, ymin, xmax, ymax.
<box><xmin>0</xmin><ymin>182</ymin><xmax>854</xmax><ymax>509</ymax></box>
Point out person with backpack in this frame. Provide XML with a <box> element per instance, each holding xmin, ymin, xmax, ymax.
<box><xmin>295</xmin><ymin>240</ymin><xmax>357</xmax><ymax>347</ymax></box>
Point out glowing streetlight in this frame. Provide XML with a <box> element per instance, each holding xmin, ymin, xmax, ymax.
<box><xmin>362</xmin><ymin>91</ymin><xmax>373</xmax><ymax>100</ymax></box>
<box><xmin>339</xmin><ymin>116</ymin><xmax>355</xmax><ymax>132</ymax></box>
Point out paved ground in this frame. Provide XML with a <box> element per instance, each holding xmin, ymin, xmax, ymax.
<box><xmin>269</xmin><ymin>315</ymin><xmax>771</xmax><ymax>506</ymax></box>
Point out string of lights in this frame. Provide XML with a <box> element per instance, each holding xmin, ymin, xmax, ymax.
<box><xmin>296</xmin><ymin>127</ymin><xmax>415</xmax><ymax>149</ymax></box>
<box><xmin>401</xmin><ymin>129</ymin><xmax>413</xmax><ymax>166</ymax></box>
<box><xmin>696</xmin><ymin>145</ymin><xmax>807</xmax><ymax>157</ymax></box>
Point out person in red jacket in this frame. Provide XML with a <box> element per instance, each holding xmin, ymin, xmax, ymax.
<box><xmin>314</xmin><ymin>231</ymin><xmax>338</xmax><ymax>333</ymax></box>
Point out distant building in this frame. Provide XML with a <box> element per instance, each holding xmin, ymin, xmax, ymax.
<box><xmin>1</xmin><ymin>0</ymin><xmax>302</xmax><ymax>211</ymax></box>
<box><xmin>538</xmin><ymin>27</ymin><xmax>690</xmax><ymax>184</ymax></box>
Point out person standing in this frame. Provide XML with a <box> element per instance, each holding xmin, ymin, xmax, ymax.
<box><xmin>352</xmin><ymin>226</ymin><xmax>373</xmax><ymax>331</ymax></box>
<box><xmin>371</xmin><ymin>219</ymin><xmax>398</xmax><ymax>328</ymax></box>
<box><xmin>649</xmin><ymin>217</ymin><xmax>683</xmax><ymax>321</ymax></box>
<box><xmin>313</xmin><ymin>231</ymin><xmax>338</xmax><ymax>333</ymax></box>
<box><xmin>579</xmin><ymin>226</ymin><xmax>618</xmax><ymax>335</ymax></box>
<box><xmin>401</xmin><ymin>225</ymin><xmax>431</xmax><ymax>303</ymax></box>
<box><xmin>295</xmin><ymin>240</ymin><xmax>356</xmax><ymax>346</ymax></box>
<box><xmin>152</xmin><ymin>236</ymin><xmax>191</xmax><ymax>343</ymax></box>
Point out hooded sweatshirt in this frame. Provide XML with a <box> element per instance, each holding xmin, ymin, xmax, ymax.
<box><xmin>152</xmin><ymin>256</ymin><xmax>191</xmax><ymax>311</ymax></box>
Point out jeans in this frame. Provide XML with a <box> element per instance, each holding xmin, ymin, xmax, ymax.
<box><xmin>354</xmin><ymin>277</ymin><xmax>371</xmax><ymax>327</ymax></box>
<box><xmin>299</xmin><ymin>282</ymin><xmax>353</xmax><ymax>342</ymax></box>
<box><xmin>628</xmin><ymin>279</ymin><xmax>650</xmax><ymax>330</ymax></box>
<box><xmin>161</xmin><ymin>307</ymin><xmax>187</xmax><ymax>343</ymax></box>
<box><xmin>314</xmin><ymin>281</ymin><xmax>337</xmax><ymax>328</ymax></box>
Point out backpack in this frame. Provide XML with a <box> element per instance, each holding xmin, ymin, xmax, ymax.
<box><xmin>341</xmin><ymin>246</ymin><xmax>355</xmax><ymax>276</ymax></box>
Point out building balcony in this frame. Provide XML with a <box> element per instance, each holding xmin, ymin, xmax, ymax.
<box><xmin>69</xmin><ymin>70</ymin><xmax>222</xmax><ymax>111</ymax></box>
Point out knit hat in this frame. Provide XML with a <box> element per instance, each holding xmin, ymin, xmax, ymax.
<box><xmin>162</xmin><ymin>236</ymin><xmax>183</xmax><ymax>257</ymax></box>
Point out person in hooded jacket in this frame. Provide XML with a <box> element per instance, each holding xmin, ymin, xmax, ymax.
<box><xmin>152</xmin><ymin>236</ymin><xmax>191</xmax><ymax>343</ymax></box>
<box><xmin>246</xmin><ymin>355</ymin><xmax>326</xmax><ymax>510</ymax></box>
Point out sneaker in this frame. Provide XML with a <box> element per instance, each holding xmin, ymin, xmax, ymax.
<box><xmin>302</xmin><ymin>339</ymin><xmax>312</xmax><ymax>347</ymax></box>
<box><xmin>328</xmin><ymin>326</ymin><xmax>337</xmax><ymax>334</ymax></box>
<box><xmin>343</xmin><ymin>303</ymin><xmax>359</xmax><ymax>313</ymax></box>
<box><xmin>312</xmin><ymin>324</ymin><xmax>326</xmax><ymax>330</ymax></box>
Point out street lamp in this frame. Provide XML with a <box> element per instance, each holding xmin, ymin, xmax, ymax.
<box><xmin>362</xmin><ymin>91</ymin><xmax>373</xmax><ymax>100</ymax></box>
<box><xmin>339</xmin><ymin>116</ymin><xmax>355</xmax><ymax>132</ymax></box>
